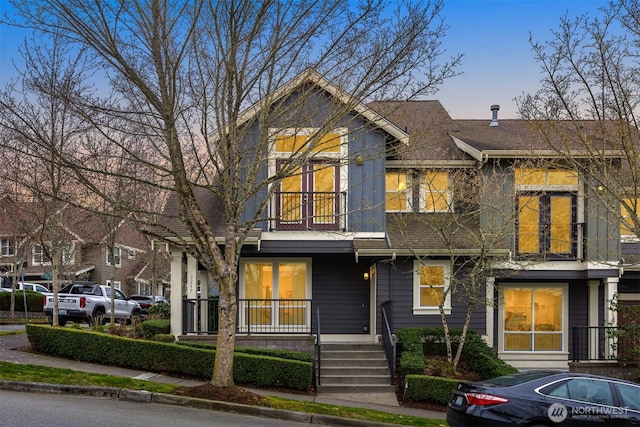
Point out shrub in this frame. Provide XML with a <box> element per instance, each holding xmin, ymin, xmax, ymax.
<box><xmin>147</xmin><ymin>302</ymin><xmax>170</xmax><ymax>319</ymax></box>
<box><xmin>395</xmin><ymin>327</ymin><xmax>517</xmax><ymax>380</ymax></box>
<box><xmin>25</xmin><ymin>324</ymin><xmax>312</xmax><ymax>390</ymax></box>
<box><xmin>399</xmin><ymin>351</ymin><xmax>425</xmax><ymax>375</ymax></box>
<box><xmin>0</xmin><ymin>290</ymin><xmax>44</xmax><ymax>312</ymax></box>
<box><xmin>139</xmin><ymin>319</ymin><xmax>171</xmax><ymax>340</ymax></box>
<box><xmin>154</xmin><ymin>334</ymin><xmax>175</xmax><ymax>343</ymax></box>
<box><xmin>404</xmin><ymin>374</ymin><xmax>458</xmax><ymax>405</ymax></box>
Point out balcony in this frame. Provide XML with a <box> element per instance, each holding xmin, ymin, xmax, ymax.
<box><xmin>182</xmin><ymin>298</ymin><xmax>313</xmax><ymax>335</ymax></box>
<box><xmin>270</xmin><ymin>191</ymin><xmax>346</xmax><ymax>231</ymax></box>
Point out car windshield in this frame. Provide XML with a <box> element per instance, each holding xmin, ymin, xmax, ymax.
<box><xmin>481</xmin><ymin>371</ymin><xmax>559</xmax><ymax>387</ymax></box>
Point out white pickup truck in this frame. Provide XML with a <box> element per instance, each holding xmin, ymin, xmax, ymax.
<box><xmin>43</xmin><ymin>283</ymin><xmax>141</xmax><ymax>326</ymax></box>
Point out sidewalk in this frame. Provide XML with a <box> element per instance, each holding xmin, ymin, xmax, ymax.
<box><xmin>0</xmin><ymin>327</ymin><xmax>446</xmax><ymax>423</ymax></box>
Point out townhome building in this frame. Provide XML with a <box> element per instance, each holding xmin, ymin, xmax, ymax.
<box><xmin>160</xmin><ymin>69</ymin><xmax>638</xmax><ymax>370</ymax></box>
<box><xmin>0</xmin><ymin>200</ymin><xmax>165</xmax><ymax>297</ymax></box>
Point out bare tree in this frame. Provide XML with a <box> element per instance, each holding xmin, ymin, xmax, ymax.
<box><xmin>517</xmin><ymin>1</ymin><xmax>640</xmax><ymax>244</ymax></box>
<box><xmin>0</xmin><ymin>34</ymin><xmax>93</xmax><ymax>326</ymax></box>
<box><xmin>6</xmin><ymin>0</ymin><xmax>461</xmax><ymax>388</ymax></box>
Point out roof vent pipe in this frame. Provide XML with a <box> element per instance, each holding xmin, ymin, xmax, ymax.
<box><xmin>490</xmin><ymin>104</ymin><xmax>500</xmax><ymax>127</ymax></box>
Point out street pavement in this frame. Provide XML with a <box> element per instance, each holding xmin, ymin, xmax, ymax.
<box><xmin>0</xmin><ymin>325</ymin><xmax>447</xmax><ymax>425</ymax></box>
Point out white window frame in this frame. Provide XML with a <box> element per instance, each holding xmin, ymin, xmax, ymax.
<box><xmin>268</xmin><ymin>128</ymin><xmax>349</xmax><ymax>229</ymax></box>
<box><xmin>385</xmin><ymin>170</ymin><xmax>412</xmax><ymax>213</ymax></box>
<box><xmin>1</xmin><ymin>238</ymin><xmax>14</xmax><ymax>257</ymax></box>
<box><xmin>62</xmin><ymin>242</ymin><xmax>75</xmax><ymax>265</ymax></box>
<box><xmin>419</xmin><ymin>171</ymin><xmax>452</xmax><ymax>213</ymax></box>
<box><xmin>239</xmin><ymin>257</ymin><xmax>312</xmax><ymax>333</ymax></box>
<box><xmin>498</xmin><ymin>283</ymin><xmax>568</xmax><ymax>354</ymax></box>
<box><xmin>412</xmin><ymin>260</ymin><xmax>451</xmax><ymax>315</ymax></box>
<box><xmin>106</xmin><ymin>246</ymin><xmax>122</xmax><ymax>267</ymax></box>
<box><xmin>32</xmin><ymin>244</ymin><xmax>51</xmax><ymax>266</ymax></box>
<box><xmin>106</xmin><ymin>280</ymin><xmax>121</xmax><ymax>291</ymax></box>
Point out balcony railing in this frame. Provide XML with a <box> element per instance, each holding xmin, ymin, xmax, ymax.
<box><xmin>182</xmin><ymin>297</ymin><xmax>313</xmax><ymax>335</ymax></box>
<box><xmin>270</xmin><ymin>191</ymin><xmax>347</xmax><ymax>231</ymax></box>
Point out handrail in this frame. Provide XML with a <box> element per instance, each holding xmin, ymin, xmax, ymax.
<box><xmin>381</xmin><ymin>306</ymin><xmax>395</xmax><ymax>383</ymax></box>
<box><xmin>315</xmin><ymin>307</ymin><xmax>322</xmax><ymax>387</ymax></box>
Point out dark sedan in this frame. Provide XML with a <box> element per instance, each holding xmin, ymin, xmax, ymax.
<box><xmin>446</xmin><ymin>370</ymin><xmax>640</xmax><ymax>426</ymax></box>
<box><xmin>129</xmin><ymin>294</ymin><xmax>169</xmax><ymax>314</ymax></box>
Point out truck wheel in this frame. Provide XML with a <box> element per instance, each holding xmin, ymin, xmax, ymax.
<box><xmin>129</xmin><ymin>309</ymin><xmax>141</xmax><ymax>324</ymax></box>
<box><xmin>46</xmin><ymin>315</ymin><xmax>53</xmax><ymax>325</ymax></box>
<box><xmin>59</xmin><ymin>318</ymin><xmax>67</xmax><ymax>327</ymax></box>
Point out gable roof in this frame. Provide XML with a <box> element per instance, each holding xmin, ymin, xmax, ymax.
<box><xmin>232</xmin><ymin>68</ymin><xmax>410</xmax><ymax>145</ymax></box>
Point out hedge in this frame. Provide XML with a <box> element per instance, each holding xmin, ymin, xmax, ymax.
<box><xmin>0</xmin><ymin>290</ymin><xmax>44</xmax><ymax>312</ymax></box>
<box><xmin>177</xmin><ymin>341</ymin><xmax>312</xmax><ymax>363</ymax></box>
<box><xmin>25</xmin><ymin>324</ymin><xmax>312</xmax><ymax>390</ymax></box>
<box><xmin>404</xmin><ymin>374</ymin><xmax>458</xmax><ymax>405</ymax></box>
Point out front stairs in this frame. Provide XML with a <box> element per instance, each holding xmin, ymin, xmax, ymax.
<box><xmin>317</xmin><ymin>342</ymin><xmax>395</xmax><ymax>394</ymax></box>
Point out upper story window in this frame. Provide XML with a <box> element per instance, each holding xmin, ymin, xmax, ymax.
<box><xmin>1</xmin><ymin>238</ymin><xmax>14</xmax><ymax>257</ymax></box>
<box><xmin>412</xmin><ymin>260</ymin><xmax>451</xmax><ymax>315</ymax></box>
<box><xmin>621</xmin><ymin>197</ymin><xmax>639</xmax><ymax>240</ymax></box>
<box><xmin>515</xmin><ymin>168</ymin><xmax>580</xmax><ymax>259</ymax></box>
<box><xmin>106</xmin><ymin>246</ymin><xmax>122</xmax><ymax>267</ymax></box>
<box><xmin>270</xmin><ymin>129</ymin><xmax>347</xmax><ymax>231</ymax></box>
<box><xmin>420</xmin><ymin>171</ymin><xmax>451</xmax><ymax>212</ymax></box>
<box><xmin>32</xmin><ymin>244</ymin><xmax>51</xmax><ymax>266</ymax></box>
<box><xmin>62</xmin><ymin>242</ymin><xmax>75</xmax><ymax>265</ymax></box>
<box><xmin>386</xmin><ymin>171</ymin><xmax>410</xmax><ymax>212</ymax></box>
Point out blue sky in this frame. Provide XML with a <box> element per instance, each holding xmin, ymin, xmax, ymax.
<box><xmin>0</xmin><ymin>0</ymin><xmax>610</xmax><ymax>119</ymax></box>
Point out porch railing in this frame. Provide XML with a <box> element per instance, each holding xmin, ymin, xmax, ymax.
<box><xmin>182</xmin><ymin>297</ymin><xmax>313</xmax><ymax>335</ymax></box>
<box><xmin>381</xmin><ymin>304</ymin><xmax>395</xmax><ymax>383</ymax></box>
<box><xmin>571</xmin><ymin>326</ymin><xmax>618</xmax><ymax>362</ymax></box>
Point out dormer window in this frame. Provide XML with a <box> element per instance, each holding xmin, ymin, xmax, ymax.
<box><xmin>621</xmin><ymin>197</ymin><xmax>639</xmax><ymax>240</ymax></box>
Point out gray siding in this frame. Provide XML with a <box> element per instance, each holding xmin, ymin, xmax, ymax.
<box><xmin>375</xmin><ymin>259</ymin><xmax>487</xmax><ymax>334</ymax></box>
<box><xmin>312</xmin><ymin>254</ymin><xmax>371</xmax><ymax>334</ymax></box>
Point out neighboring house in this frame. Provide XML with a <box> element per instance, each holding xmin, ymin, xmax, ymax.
<box><xmin>160</xmin><ymin>69</ymin><xmax>638</xmax><ymax>369</ymax></box>
<box><xmin>0</xmin><ymin>202</ymin><xmax>165</xmax><ymax>297</ymax></box>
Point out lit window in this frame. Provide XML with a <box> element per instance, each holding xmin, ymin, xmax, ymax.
<box><xmin>502</xmin><ymin>287</ymin><xmax>565</xmax><ymax>352</ymax></box>
<box><xmin>621</xmin><ymin>198</ymin><xmax>639</xmax><ymax>238</ymax></box>
<box><xmin>386</xmin><ymin>172</ymin><xmax>410</xmax><ymax>212</ymax></box>
<box><xmin>515</xmin><ymin>168</ymin><xmax>578</xmax><ymax>186</ymax></box>
<box><xmin>422</xmin><ymin>171</ymin><xmax>450</xmax><ymax>212</ymax></box>
<box><xmin>241</xmin><ymin>259</ymin><xmax>310</xmax><ymax>331</ymax></box>
<box><xmin>413</xmin><ymin>260</ymin><xmax>451</xmax><ymax>315</ymax></box>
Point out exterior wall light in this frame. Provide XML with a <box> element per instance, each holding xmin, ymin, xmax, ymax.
<box><xmin>363</xmin><ymin>272</ymin><xmax>369</xmax><ymax>281</ymax></box>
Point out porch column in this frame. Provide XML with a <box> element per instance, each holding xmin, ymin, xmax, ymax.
<box><xmin>604</xmin><ymin>277</ymin><xmax>619</xmax><ymax>326</ymax></box>
<box><xmin>485</xmin><ymin>277</ymin><xmax>495</xmax><ymax>348</ymax></box>
<box><xmin>198</xmin><ymin>269</ymin><xmax>209</xmax><ymax>332</ymax></box>
<box><xmin>169</xmin><ymin>249</ymin><xmax>184</xmax><ymax>338</ymax></box>
<box><xmin>186</xmin><ymin>255</ymin><xmax>198</xmax><ymax>333</ymax></box>
<box><xmin>587</xmin><ymin>280</ymin><xmax>599</xmax><ymax>360</ymax></box>
<box><xmin>603</xmin><ymin>276</ymin><xmax>619</xmax><ymax>360</ymax></box>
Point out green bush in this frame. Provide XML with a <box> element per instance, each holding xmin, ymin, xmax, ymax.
<box><xmin>395</xmin><ymin>327</ymin><xmax>517</xmax><ymax>380</ymax></box>
<box><xmin>139</xmin><ymin>319</ymin><xmax>171</xmax><ymax>340</ymax></box>
<box><xmin>155</xmin><ymin>334</ymin><xmax>175</xmax><ymax>342</ymax></box>
<box><xmin>404</xmin><ymin>374</ymin><xmax>458</xmax><ymax>405</ymax></box>
<box><xmin>147</xmin><ymin>302</ymin><xmax>170</xmax><ymax>319</ymax></box>
<box><xmin>25</xmin><ymin>324</ymin><xmax>312</xmax><ymax>390</ymax></box>
<box><xmin>0</xmin><ymin>290</ymin><xmax>44</xmax><ymax>312</ymax></box>
<box><xmin>399</xmin><ymin>351</ymin><xmax>425</xmax><ymax>375</ymax></box>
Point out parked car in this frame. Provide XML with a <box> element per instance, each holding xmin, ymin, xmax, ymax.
<box><xmin>446</xmin><ymin>370</ymin><xmax>640</xmax><ymax>427</ymax></box>
<box><xmin>1</xmin><ymin>282</ymin><xmax>49</xmax><ymax>293</ymax></box>
<box><xmin>129</xmin><ymin>294</ymin><xmax>169</xmax><ymax>314</ymax></box>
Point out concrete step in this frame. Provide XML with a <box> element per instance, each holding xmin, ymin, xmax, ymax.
<box><xmin>320</xmin><ymin>358</ymin><xmax>388</xmax><ymax>368</ymax></box>
<box><xmin>321</xmin><ymin>366</ymin><xmax>390</xmax><ymax>376</ymax></box>
<box><xmin>317</xmin><ymin>384</ymin><xmax>396</xmax><ymax>394</ymax></box>
<box><xmin>320</xmin><ymin>374</ymin><xmax>391</xmax><ymax>385</ymax></box>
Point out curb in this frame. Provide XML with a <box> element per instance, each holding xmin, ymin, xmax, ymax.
<box><xmin>0</xmin><ymin>380</ymin><xmax>402</xmax><ymax>427</ymax></box>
